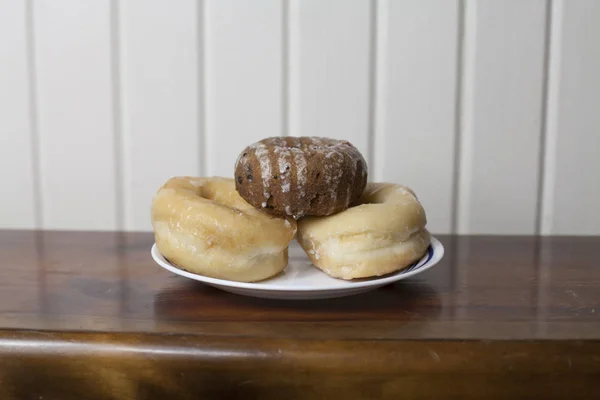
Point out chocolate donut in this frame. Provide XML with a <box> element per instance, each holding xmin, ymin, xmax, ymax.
<box><xmin>234</xmin><ymin>136</ymin><xmax>368</xmax><ymax>217</ymax></box>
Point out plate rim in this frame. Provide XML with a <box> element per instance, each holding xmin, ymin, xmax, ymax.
<box><xmin>151</xmin><ymin>236</ymin><xmax>444</xmax><ymax>292</ymax></box>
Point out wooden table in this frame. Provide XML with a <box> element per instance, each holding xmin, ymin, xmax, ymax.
<box><xmin>1</xmin><ymin>230</ymin><xmax>599</xmax><ymax>399</ymax></box>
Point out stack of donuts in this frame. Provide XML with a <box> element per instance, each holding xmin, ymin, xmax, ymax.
<box><xmin>151</xmin><ymin>136</ymin><xmax>430</xmax><ymax>282</ymax></box>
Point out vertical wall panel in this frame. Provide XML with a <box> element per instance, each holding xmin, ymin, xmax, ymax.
<box><xmin>119</xmin><ymin>0</ymin><xmax>201</xmax><ymax>231</ymax></box>
<box><xmin>541</xmin><ymin>0</ymin><xmax>600</xmax><ymax>235</ymax></box>
<box><xmin>457</xmin><ymin>0</ymin><xmax>547</xmax><ymax>234</ymax></box>
<box><xmin>205</xmin><ymin>0</ymin><xmax>283</xmax><ymax>177</ymax></box>
<box><xmin>34</xmin><ymin>0</ymin><xmax>117</xmax><ymax>230</ymax></box>
<box><xmin>289</xmin><ymin>0</ymin><xmax>371</xmax><ymax>162</ymax></box>
<box><xmin>375</xmin><ymin>0</ymin><xmax>459</xmax><ymax>234</ymax></box>
<box><xmin>0</xmin><ymin>1</ymin><xmax>37</xmax><ymax>228</ymax></box>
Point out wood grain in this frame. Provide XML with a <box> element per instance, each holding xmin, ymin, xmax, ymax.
<box><xmin>1</xmin><ymin>331</ymin><xmax>598</xmax><ymax>400</ymax></box>
<box><xmin>1</xmin><ymin>230</ymin><xmax>600</xmax><ymax>398</ymax></box>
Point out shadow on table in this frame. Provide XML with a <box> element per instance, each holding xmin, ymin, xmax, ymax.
<box><xmin>153</xmin><ymin>278</ymin><xmax>442</xmax><ymax>322</ymax></box>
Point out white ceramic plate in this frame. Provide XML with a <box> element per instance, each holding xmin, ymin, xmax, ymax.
<box><xmin>151</xmin><ymin>236</ymin><xmax>444</xmax><ymax>300</ymax></box>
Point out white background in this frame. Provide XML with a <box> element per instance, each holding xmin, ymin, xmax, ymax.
<box><xmin>1</xmin><ymin>0</ymin><xmax>599</xmax><ymax>235</ymax></box>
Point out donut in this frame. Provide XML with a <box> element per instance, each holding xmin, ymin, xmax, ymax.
<box><xmin>234</xmin><ymin>136</ymin><xmax>368</xmax><ymax>217</ymax></box>
<box><xmin>151</xmin><ymin>176</ymin><xmax>297</xmax><ymax>282</ymax></box>
<box><xmin>296</xmin><ymin>182</ymin><xmax>430</xmax><ymax>280</ymax></box>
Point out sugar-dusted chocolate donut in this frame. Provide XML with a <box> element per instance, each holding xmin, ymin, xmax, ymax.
<box><xmin>234</xmin><ymin>137</ymin><xmax>368</xmax><ymax>217</ymax></box>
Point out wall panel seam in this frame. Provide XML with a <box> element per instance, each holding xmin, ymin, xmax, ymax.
<box><xmin>451</xmin><ymin>0</ymin><xmax>466</xmax><ymax>235</ymax></box>
<box><xmin>367</xmin><ymin>0</ymin><xmax>378</xmax><ymax>176</ymax></box>
<box><xmin>535</xmin><ymin>0</ymin><xmax>553</xmax><ymax>236</ymax></box>
<box><xmin>110</xmin><ymin>0</ymin><xmax>124</xmax><ymax>231</ymax></box>
<box><xmin>25</xmin><ymin>0</ymin><xmax>43</xmax><ymax>228</ymax></box>
<box><xmin>282</xmin><ymin>0</ymin><xmax>290</xmax><ymax>137</ymax></box>
<box><xmin>540</xmin><ymin>0</ymin><xmax>563</xmax><ymax>235</ymax></box>
<box><xmin>198</xmin><ymin>0</ymin><xmax>207</xmax><ymax>176</ymax></box>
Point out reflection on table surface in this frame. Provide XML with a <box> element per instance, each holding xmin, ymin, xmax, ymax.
<box><xmin>0</xmin><ymin>230</ymin><xmax>599</xmax><ymax>339</ymax></box>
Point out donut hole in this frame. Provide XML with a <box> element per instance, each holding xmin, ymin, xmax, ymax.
<box><xmin>195</xmin><ymin>184</ymin><xmax>234</xmax><ymax>207</ymax></box>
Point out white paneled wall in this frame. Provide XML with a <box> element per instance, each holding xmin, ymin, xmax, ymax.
<box><xmin>206</xmin><ymin>0</ymin><xmax>284</xmax><ymax>177</ymax></box>
<box><xmin>541</xmin><ymin>0</ymin><xmax>600</xmax><ymax>235</ymax></box>
<box><xmin>119</xmin><ymin>0</ymin><xmax>201</xmax><ymax>231</ymax></box>
<box><xmin>289</xmin><ymin>0</ymin><xmax>372</xmax><ymax>159</ymax></box>
<box><xmin>374</xmin><ymin>0</ymin><xmax>459</xmax><ymax>234</ymax></box>
<box><xmin>1</xmin><ymin>0</ymin><xmax>599</xmax><ymax>235</ymax></box>
<box><xmin>34</xmin><ymin>0</ymin><xmax>120</xmax><ymax>230</ymax></box>
<box><xmin>0</xmin><ymin>0</ymin><xmax>38</xmax><ymax>228</ymax></box>
<box><xmin>457</xmin><ymin>0</ymin><xmax>548</xmax><ymax>234</ymax></box>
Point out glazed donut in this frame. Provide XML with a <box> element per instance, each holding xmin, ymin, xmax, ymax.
<box><xmin>151</xmin><ymin>177</ymin><xmax>297</xmax><ymax>282</ymax></box>
<box><xmin>296</xmin><ymin>182</ymin><xmax>430</xmax><ymax>280</ymax></box>
<box><xmin>234</xmin><ymin>136</ymin><xmax>368</xmax><ymax>217</ymax></box>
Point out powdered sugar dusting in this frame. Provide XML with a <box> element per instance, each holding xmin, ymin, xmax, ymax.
<box><xmin>294</xmin><ymin>151</ymin><xmax>307</xmax><ymax>192</ymax></box>
<box><xmin>277</xmin><ymin>147</ymin><xmax>293</xmax><ymax>209</ymax></box>
<box><xmin>310</xmin><ymin>137</ymin><xmax>324</xmax><ymax>146</ymax></box>
<box><xmin>278</xmin><ymin>153</ymin><xmax>290</xmax><ymax>174</ymax></box>
<box><xmin>345</xmin><ymin>185</ymin><xmax>352</xmax><ymax>207</ymax></box>
<box><xmin>277</xmin><ymin>148</ymin><xmax>291</xmax><ymax>178</ymax></box>
<box><xmin>254</xmin><ymin>144</ymin><xmax>271</xmax><ymax>199</ymax></box>
<box><xmin>326</xmin><ymin>150</ymin><xmax>345</xmax><ymax>213</ymax></box>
